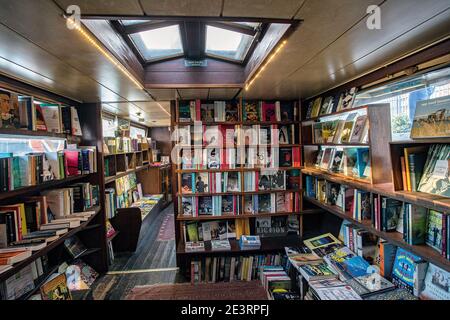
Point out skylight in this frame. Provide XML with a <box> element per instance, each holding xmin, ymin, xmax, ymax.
<box><xmin>205</xmin><ymin>25</ymin><xmax>253</xmax><ymax>61</ymax></box>
<box><xmin>130</xmin><ymin>24</ymin><xmax>183</xmax><ymax>61</ymax></box>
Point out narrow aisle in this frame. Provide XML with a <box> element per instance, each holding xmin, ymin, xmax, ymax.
<box><xmin>89</xmin><ymin>203</ymin><xmax>181</xmax><ymax>300</ymax></box>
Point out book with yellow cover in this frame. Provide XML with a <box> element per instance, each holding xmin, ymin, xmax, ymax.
<box><xmin>40</xmin><ymin>273</ymin><xmax>72</xmax><ymax>300</ymax></box>
<box><xmin>304</xmin><ymin>233</ymin><xmax>341</xmax><ymax>251</ymax></box>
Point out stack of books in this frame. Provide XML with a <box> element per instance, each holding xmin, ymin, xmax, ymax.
<box><xmin>239</xmin><ymin>235</ymin><xmax>261</xmax><ymax>250</ymax></box>
<box><xmin>185</xmin><ymin>241</ymin><xmax>205</xmax><ymax>252</ymax></box>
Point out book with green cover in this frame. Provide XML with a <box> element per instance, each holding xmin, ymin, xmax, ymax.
<box><xmin>417</xmin><ymin>144</ymin><xmax>450</xmax><ymax>197</ymax></box>
<box><xmin>425</xmin><ymin>209</ymin><xmax>443</xmax><ymax>252</ymax></box>
<box><xmin>186</xmin><ymin>222</ymin><xmax>199</xmax><ymax>242</ymax></box>
<box><xmin>178</xmin><ymin>101</ymin><xmax>192</xmax><ymax>122</ymax></box>
<box><xmin>407</xmin><ymin>204</ymin><xmax>428</xmax><ymax>245</ymax></box>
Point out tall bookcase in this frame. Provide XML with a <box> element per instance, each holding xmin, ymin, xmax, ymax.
<box><xmin>0</xmin><ymin>77</ymin><xmax>108</xmax><ymax>299</ymax></box>
<box><xmin>171</xmin><ymin>98</ymin><xmax>318</xmax><ymax>277</ymax></box>
<box><xmin>300</xmin><ymin>101</ymin><xmax>450</xmax><ymax>273</ymax></box>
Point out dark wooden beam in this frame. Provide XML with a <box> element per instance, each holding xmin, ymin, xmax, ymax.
<box><xmin>81</xmin><ymin>15</ymin><xmax>301</xmax><ymax>25</ymax></box>
<box><xmin>123</xmin><ymin>20</ymin><xmax>180</xmax><ymax>35</ymax></box>
<box><xmin>205</xmin><ymin>22</ymin><xmax>256</xmax><ymax>36</ymax></box>
<box><xmin>110</xmin><ymin>20</ymin><xmax>146</xmax><ymax>65</ymax></box>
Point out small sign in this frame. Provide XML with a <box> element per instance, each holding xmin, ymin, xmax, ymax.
<box><xmin>184</xmin><ymin>59</ymin><xmax>208</xmax><ymax>67</ymax></box>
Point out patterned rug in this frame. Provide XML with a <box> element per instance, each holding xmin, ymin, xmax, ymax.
<box><xmin>125</xmin><ymin>281</ymin><xmax>268</xmax><ymax>300</ymax></box>
<box><xmin>157</xmin><ymin>213</ymin><xmax>175</xmax><ymax>241</ymax></box>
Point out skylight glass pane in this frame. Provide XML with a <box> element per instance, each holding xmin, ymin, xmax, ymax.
<box><xmin>130</xmin><ymin>24</ymin><xmax>183</xmax><ymax>61</ymax></box>
<box><xmin>206</xmin><ymin>25</ymin><xmax>253</xmax><ymax>61</ymax></box>
<box><xmin>121</xmin><ymin>20</ymin><xmax>149</xmax><ymax>26</ymax></box>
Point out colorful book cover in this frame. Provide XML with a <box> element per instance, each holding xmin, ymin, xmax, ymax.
<box><xmin>349</xmin><ymin>115</ymin><xmax>368</xmax><ymax>143</ymax></box>
<box><xmin>0</xmin><ymin>90</ymin><xmax>20</xmax><ymax>129</ymax></box>
<box><xmin>40</xmin><ymin>273</ymin><xmax>72</xmax><ymax>300</ymax></box>
<box><xmin>34</xmin><ymin>104</ymin><xmax>47</xmax><ymax>131</ymax></box>
<box><xmin>356</xmin><ymin>148</ymin><xmax>370</xmax><ymax>178</ymax></box>
<box><xmin>304</xmin><ymin>233</ymin><xmax>341</xmax><ymax>251</ymax></box>
<box><xmin>409</xmin><ymin>205</ymin><xmax>428</xmax><ymax>245</ymax></box>
<box><xmin>410</xmin><ymin>96</ymin><xmax>450</xmax><ymax>138</ymax></box>
<box><xmin>262</xmin><ymin>102</ymin><xmax>276</xmax><ymax>121</ymax></box>
<box><xmin>425</xmin><ymin>210</ymin><xmax>443</xmax><ymax>252</ymax></box>
<box><xmin>417</xmin><ymin>144</ymin><xmax>450</xmax><ymax>197</ymax></box>
<box><xmin>243</xmin><ymin>101</ymin><xmax>259</xmax><ymax>121</ymax></box>
<box><xmin>391</xmin><ymin>248</ymin><xmax>424</xmax><ymax>294</ymax></box>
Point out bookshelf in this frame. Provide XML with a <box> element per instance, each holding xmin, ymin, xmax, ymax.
<box><xmin>0</xmin><ymin>80</ymin><xmax>108</xmax><ymax>300</ymax></box>
<box><xmin>171</xmin><ymin>98</ymin><xmax>313</xmax><ymax>278</ymax></box>
<box><xmin>301</xmin><ymin>100</ymin><xmax>450</xmax><ymax>273</ymax></box>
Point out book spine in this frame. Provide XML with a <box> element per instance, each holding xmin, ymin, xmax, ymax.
<box><xmin>442</xmin><ymin>214</ymin><xmax>447</xmax><ymax>258</ymax></box>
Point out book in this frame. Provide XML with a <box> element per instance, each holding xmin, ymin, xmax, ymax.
<box><xmin>304</xmin><ymin>233</ymin><xmax>341</xmax><ymax>251</ymax></box>
<box><xmin>417</xmin><ymin>144</ymin><xmax>450</xmax><ymax>197</ymax></box>
<box><xmin>381</xmin><ymin>197</ymin><xmax>403</xmax><ymax>232</ymax></box>
<box><xmin>63</xmin><ymin>236</ymin><xmax>87</xmax><ymax>258</ymax></box>
<box><xmin>406</xmin><ymin>204</ymin><xmax>428</xmax><ymax>245</ymax></box>
<box><xmin>70</xmin><ymin>107</ymin><xmax>82</xmax><ymax>136</ymax></box>
<box><xmin>211</xmin><ymin>239</ymin><xmax>231</xmax><ymax>251</ymax></box>
<box><xmin>419</xmin><ymin>263</ymin><xmax>450</xmax><ymax>300</ymax></box>
<box><xmin>329</xmin><ymin>150</ymin><xmax>344</xmax><ymax>173</ymax></box>
<box><xmin>0</xmin><ymin>250</ymin><xmax>31</xmax><ymax>265</ymax></box>
<box><xmin>340</xmin><ymin>113</ymin><xmax>357</xmax><ymax>143</ymax></box>
<box><xmin>391</xmin><ymin>248</ymin><xmax>427</xmax><ymax>296</ymax></box>
<box><xmin>181</xmin><ymin>173</ymin><xmax>194</xmax><ymax>194</ymax></box>
<box><xmin>349</xmin><ymin>115</ymin><xmax>368</xmax><ymax>143</ymax></box>
<box><xmin>347</xmin><ymin>273</ymin><xmax>395</xmax><ymax>297</ymax></box>
<box><xmin>320</xmin><ymin>148</ymin><xmax>334</xmax><ymax>170</ymax></box>
<box><xmin>309</xmin><ymin>278</ymin><xmax>362</xmax><ymax>300</ymax></box>
<box><xmin>364</xmin><ymin>288</ymin><xmax>417</xmax><ymax>300</ymax></box>
<box><xmin>410</xmin><ymin>96</ymin><xmax>450</xmax><ymax>139</ymax></box>
<box><xmin>34</xmin><ymin>103</ymin><xmax>47</xmax><ymax>131</ymax></box>
<box><xmin>40</xmin><ymin>104</ymin><xmax>62</xmax><ymax>133</ymax></box>
<box><xmin>310</xmin><ymin>97</ymin><xmax>322</xmax><ymax>118</ymax></box>
<box><xmin>0</xmin><ymin>90</ymin><xmax>20</xmax><ymax>129</ymax></box>
<box><xmin>298</xmin><ymin>262</ymin><xmax>336</xmax><ymax>281</ymax></box>
<box><xmin>65</xmin><ymin>259</ymin><xmax>99</xmax><ymax>290</ymax></box>
<box><xmin>337</xmin><ymin>87</ymin><xmax>357</xmax><ymax>111</ymax></box>
<box><xmin>40</xmin><ymin>273</ymin><xmax>72</xmax><ymax>300</ymax></box>
<box><xmin>243</xmin><ymin>101</ymin><xmax>259</xmax><ymax>121</ymax></box>
<box><xmin>425</xmin><ymin>210</ymin><xmax>444</xmax><ymax>252</ymax></box>
<box><xmin>319</xmin><ymin>96</ymin><xmax>334</xmax><ymax>116</ymax></box>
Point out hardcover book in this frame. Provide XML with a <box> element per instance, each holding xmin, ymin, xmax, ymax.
<box><xmin>419</xmin><ymin>263</ymin><xmax>450</xmax><ymax>300</ymax></box>
<box><xmin>410</xmin><ymin>96</ymin><xmax>450</xmax><ymax>138</ymax></box>
<box><xmin>40</xmin><ymin>273</ymin><xmax>72</xmax><ymax>300</ymax></box>
<box><xmin>425</xmin><ymin>210</ymin><xmax>443</xmax><ymax>252</ymax></box>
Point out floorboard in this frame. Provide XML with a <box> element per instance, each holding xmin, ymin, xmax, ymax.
<box><xmin>87</xmin><ymin>202</ymin><xmax>180</xmax><ymax>300</ymax></box>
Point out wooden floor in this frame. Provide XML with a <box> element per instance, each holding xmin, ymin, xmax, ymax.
<box><xmin>86</xmin><ymin>203</ymin><xmax>183</xmax><ymax>300</ymax></box>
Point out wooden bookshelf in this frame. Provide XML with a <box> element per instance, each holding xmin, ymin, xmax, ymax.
<box><xmin>0</xmin><ymin>79</ymin><xmax>109</xmax><ymax>300</ymax></box>
<box><xmin>176</xmin><ymin>235</ymin><xmax>303</xmax><ymax>256</ymax></box>
<box><xmin>304</xmin><ymin>196</ymin><xmax>450</xmax><ymax>272</ymax></box>
<box><xmin>302</xmin><ymin>167</ymin><xmax>450</xmax><ymax>214</ymax></box>
<box><xmin>172</xmin><ymin>99</ymin><xmax>303</xmax><ymax>274</ymax></box>
<box><xmin>104</xmin><ymin>163</ymin><xmax>150</xmax><ymax>184</ymax></box>
<box><xmin>302</xmin><ymin>105</ymin><xmax>369</xmax><ymax>122</ymax></box>
<box><xmin>0</xmin><ymin>206</ymin><xmax>101</xmax><ymax>282</ymax></box>
<box><xmin>0</xmin><ymin>128</ymin><xmax>82</xmax><ymax>142</ymax></box>
<box><xmin>176</xmin><ymin>209</ymin><xmax>320</xmax><ymax>221</ymax></box>
<box><xmin>0</xmin><ymin>173</ymin><xmax>95</xmax><ymax>201</ymax></box>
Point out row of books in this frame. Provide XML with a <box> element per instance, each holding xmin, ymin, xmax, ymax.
<box><xmin>287</xmin><ymin>233</ymin><xmax>449</xmax><ymax>300</ymax></box>
<box><xmin>179</xmin><ymin>146</ymin><xmax>301</xmax><ymax>170</ymax></box>
<box><xmin>103</xmin><ymin>136</ymin><xmax>150</xmax><ymax>155</ymax></box>
<box><xmin>178</xmin><ymin>100</ymin><xmax>297</xmax><ymax>123</ymax></box>
<box><xmin>399</xmin><ymin>144</ymin><xmax>450</xmax><ymax>197</ymax></box>
<box><xmin>313</xmin><ymin>147</ymin><xmax>370</xmax><ymax>179</ymax></box>
<box><xmin>304</xmin><ymin>176</ymin><xmax>449</xmax><ymax>260</ymax></box>
<box><xmin>176</xmin><ymin>124</ymin><xmax>299</xmax><ymax>147</ymax></box>
<box><xmin>181</xmin><ymin>193</ymin><xmax>301</xmax><ymax>216</ymax></box>
<box><xmin>181</xmin><ymin>170</ymin><xmax>299</xmax><ymax>194</ymax></box>
<box><xmin>0</xmin><ymin>89</ymin><xmax>82</xmax><ymax>135</ymax></box>
<box><xmin>183</xmin><ymin>214</ymin><xmax>299</xmax><ymax>244</ymax></box>
<box><xmin>0</xmin><ymin>146</ymin><xmax>97</xmax><ymax>192</ymax></box>
<box><xmin>312</xmin><ymin>113</ymin><xmax>369</xmax><ymax>144</ymax></box>
<box><xmin>189</xmin><ymin>253</ymin><xmax>285</xmax><ymax>283</ymax></box>
<box><xmin>0</xmin><ymin>185</ymin><xmax>99</xmax><ymax>247</ymax></box>
<box><xmin>0</xmin><ymin>236</ymin><xmax>99</xmax><ymax>300</ymax></box>
<box><xmin>305</xmin><ymin>87</ymin><xmax>358</xmax><ymax>119</ymax></box>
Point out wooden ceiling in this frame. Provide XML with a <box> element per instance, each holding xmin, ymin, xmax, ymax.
<box><xmin>0</xmin><ymin>0</ymin><xmax>449</xmax><ymax>126</ymax></box>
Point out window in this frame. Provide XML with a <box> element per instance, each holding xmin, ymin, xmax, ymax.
<box><xmin>130</xmin><ymin>125</ymin><xmax>147</xmax><ymax>139</ymax></box>
<box><xmin>205</xmin><ymin>25</ymin><xmax>253</xmax><ymax>61</ymax></box>
<box><xmin>353</xmin><ymin>66</ymin><xmax>450</xmax><ymax>141</ymax></box>
<box><xmin>130</xmin><ymin>24</ymin><xmax>183</xmax><ymax>61</ymax></box>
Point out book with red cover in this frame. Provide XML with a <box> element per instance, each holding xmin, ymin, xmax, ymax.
<box><xmin>262</xmin><ymin>102</ymin><xmax>276</xmax><ymax>122</ymax></box>
<box><xmin>64</xmin><ymin>150</ymin><xmax>81</xmax><ymax>176</ymax></box>
<box><xmin>34</xmin><ymin>104</ymin><xmax>47</xmax><ymax>131</ymax></box>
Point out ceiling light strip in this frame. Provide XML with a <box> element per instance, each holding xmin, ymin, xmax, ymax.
<box><xmin>245</xmin><ymin>40</ymin><xmax>287</xmax><ymax>91</ymax></box>
<box><xmin>66</xmin><ymin>19</ymin><xmax>144</xmax><ymax>90</ymax></box>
